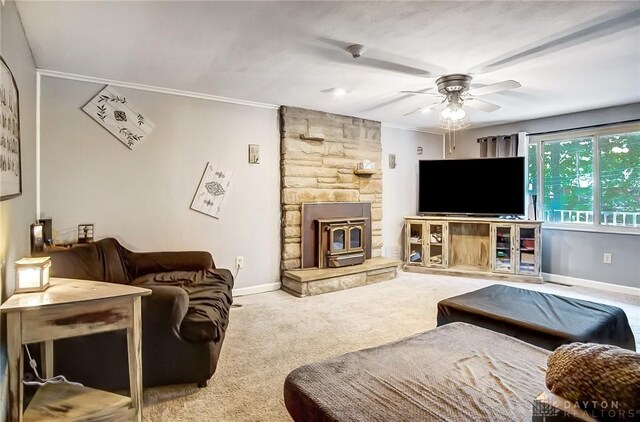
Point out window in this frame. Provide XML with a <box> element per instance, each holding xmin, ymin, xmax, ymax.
<box><xmin>529</xmin><ymin>125</ymin><xmax>640</xmax><ymax>230</ymax></box>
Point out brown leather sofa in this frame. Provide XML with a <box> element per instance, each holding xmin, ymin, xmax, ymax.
<box><xmin>45</xmin><ymin>237</ymin><xmax>233</xmax><ymax>391</ymax></box>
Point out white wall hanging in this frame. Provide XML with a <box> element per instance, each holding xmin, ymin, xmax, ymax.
<box><xmin>0</xmin><ymin>56</ymin><xmax>22</xmax><ymax>200</ymax></box>
<box><xmin>190</xmin><ymin>162</ymin><xmax>233</xmax><ymax>219</ymax></box>
<box><xmin>82</xmin><ymin>85</ymin><xmax>155</xmax><ymax>149</ymax></box>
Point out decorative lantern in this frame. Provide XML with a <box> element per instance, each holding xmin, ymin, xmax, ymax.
<box><xmin>15</xmin><ymin>257</ymin><xmax>51</xmax><ymax>293</ymax></box>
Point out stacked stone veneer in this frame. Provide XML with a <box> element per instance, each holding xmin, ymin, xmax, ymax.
<box><xmin>280</xmin><ymin>106</ymin><xmax>383</xmax><ymax>271</ymax></box>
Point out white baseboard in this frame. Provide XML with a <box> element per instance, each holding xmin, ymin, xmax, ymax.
<box><xmin>233</xmin><ymin>282</ymin><xmax>281</xmax><ymax>297</ymax></box>
<box><xmin>543</xmin><ymin>272</ymin><xmax>639</xmax><ymax>296</ymax></box>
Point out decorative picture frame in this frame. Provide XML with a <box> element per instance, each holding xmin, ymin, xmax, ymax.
<box><xmin>389</xmin><ymin>154</ymin><xmax>397</xmax><ymax>169</ymax></box>
<box><xmin>0</xmin><ymin>56</ymin><xmax>22</xmax><ymax>200</ymax></box>
<box><xmin>190</xmin><ymin>162</ymin><xmax>233</xmax><ymax>219</ymax></box>
<box><xmin>82</xmin><ymin>85</ymin><xmax>155</xmax><ymax>150</ymax></box>
<box><xmin>248</xmin><ymin>144</ymin><xmax>260</xmax><ymax>164</ymax></box>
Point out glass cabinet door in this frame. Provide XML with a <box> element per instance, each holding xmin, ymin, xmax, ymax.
<box><xmin>492</xmin><ymin>224</ymin><xmax>514</xmax><ymax>272</ymax></box>
<box><xmin>517</xmin><ymin>226</ymin><xmax>539</xmax><ymax>274</ymax></box>
<box><xmin>407</xmin><ymin>221</ymin><xmax>424</xmax><ymax>265</ymax></box>
<box><xmin>426</xmin><ymin>223</ymin><xmax>446</xmax><ymax>267</ymax></box>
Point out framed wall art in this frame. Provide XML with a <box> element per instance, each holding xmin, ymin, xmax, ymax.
<box><xmin>0</xmin><ymin>56</ymin><xmax>22</xmax><ymax>200</ymax></box>
<box><xmin>190</xmin><ymin>162</ymin><xmax>233</xmax><ymax>219</ymax></box>
<box><xmin>82</xmin><ymin>85</ymin><xmax>155</xmax><ymax>150</ymax></box>
<box><xmin>248</xmin><ymin>144</ymin><xmax>260</xmax><ymax>164</ymax></box>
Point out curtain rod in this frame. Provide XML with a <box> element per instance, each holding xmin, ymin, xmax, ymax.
<box><xmin>527</xmin><ymin>118</ymin><xmax>640</xmax><ymax>137</ymax></box>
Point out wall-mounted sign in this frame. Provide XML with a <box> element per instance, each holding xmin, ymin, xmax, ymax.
<box><xmin>82</xmin><ymin>85</ymin><xmax>155</xmax><ymax>150</ymax></box>
<box><xmin>0</xmin><ymin>56</ymin><xmax>22</xmax><ymax>200</ymax></box>
<box><xmin>190</xmin><ymin>162</ymin><xmax>233</xmax><ymax>219</ymax></box>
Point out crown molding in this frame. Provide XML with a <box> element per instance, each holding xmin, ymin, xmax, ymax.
<box><xmin>36</xmin><ymin>69</ymin><xmax>280</xmax><ymax>110</ymax></box>
<box><xmin>381</xmin><ymin>122</ymin><xmax>442</xmax><ymax>135</ymax></box>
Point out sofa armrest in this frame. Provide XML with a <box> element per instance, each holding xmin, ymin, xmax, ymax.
<box><xmin>141</xmin><ymin>285</ymin><xmax>190</xmax><ymax>337</ymax></box>
<box><xmin>532</xmin><ymin>391</ymin><xmax>598</xmax><ymax>422</ymax></box>
<box><xmin>124</xmin><ymin>250</ymin><xmax>215</xmax><ymax>279</ymax></box>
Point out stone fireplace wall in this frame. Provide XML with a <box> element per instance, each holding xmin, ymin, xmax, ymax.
<box><xmin>280</xmin><ymin>106</ymin><xmax>383</xmax><ymax>270</ymax></box>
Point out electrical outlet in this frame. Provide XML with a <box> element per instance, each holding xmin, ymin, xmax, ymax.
<box><xmin>235</xmin><ymin>256</ymin><xmax>244</xmax><ymax>269</ymax></box>
<box><xmin>603</xmin><ymin>253</ymin><xmax>612</xmax><ymax>264</ymax></box>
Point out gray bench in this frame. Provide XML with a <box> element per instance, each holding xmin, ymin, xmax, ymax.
<box><xmin>437</xmin><ymin>284</ymin><xmax>636</xmax><ymax>351</ymax></box>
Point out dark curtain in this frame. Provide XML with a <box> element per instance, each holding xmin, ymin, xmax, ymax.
<box><xmin>478</xmin><ymin>134</ymin><xmax>519</xmax><ymax>157</ymax></box>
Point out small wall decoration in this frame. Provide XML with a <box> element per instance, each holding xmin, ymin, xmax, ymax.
<box><xmin>82</xmin><ymin>85</ymin><xmax>155</xmax><ymax>150</ymax></box>
<box><xmin>1</xmin><ymin>56</ymin><xmax>22</xmax><ymax>200</ymax></box>
<box><xmin>78</xmin><ymin>224</ymin><xmax>94</xmax><ymax>243</ymax></box>
<box><xmin>417</xmin><ymin>146</ymin><xmax>423</xmax><ymax>155</ymax></box>
<box><xmin>389</xmin><ymin>154</ymin><xmax>397</xmax><ymax>169</ymax></box>
<box><xmin>248</xmin><ymin>144</ymin><xmax>260</xmax><ymax>164</ymax></box>
<box><xmin>190</xmin><ymin>162</ymin><xmax>233</xmax><ymax>219</ymax></box>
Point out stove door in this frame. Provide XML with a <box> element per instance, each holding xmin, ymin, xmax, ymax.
<box><xmin>330</xmin><ymin>227</ymin><xmax>347</xmax><ymax>254</ymax></box>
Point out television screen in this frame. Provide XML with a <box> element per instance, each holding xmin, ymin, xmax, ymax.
<box><xmin>418</xmin><ymin>157</ymin><xmax>525</xmax><ymax>216</ymax></box>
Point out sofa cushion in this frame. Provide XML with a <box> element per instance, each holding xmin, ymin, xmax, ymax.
<box><xmin>546</xmin><ymin>342</ymin><xmax>640</xmax><ymax>417</ymax></box>
<box><xmin>132</xmin><ymin>268</ymin><xmax>233</xmax><ymax>342</ymax></box>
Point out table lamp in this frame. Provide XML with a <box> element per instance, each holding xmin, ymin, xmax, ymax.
<box><xmin>15</xmin><ymin>257</ymin><xmax>51</xmax><ymax>293</ymax></box>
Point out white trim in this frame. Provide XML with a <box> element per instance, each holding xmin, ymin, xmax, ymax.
<box><xmin>543</xmin><ymin>223</ymin><xmax>640</xmax><ymax>236</ymax></box>
<box><xmin>37</xmin><ymin>68</ymin><xmax>280</xmax><ymax>110</ymax></box>
<box><xmin>543</xmin><ymin>272</ymin><xmax>639</xmax><ymax>296</ymax></box>
<box><xmin>233</xmin><ymin>282</ymin><xmax>281</xmax><ymax>297</ymax></box>
<box><xmin>381</xmin><ymin>122</ymin><xmax>442</xmax><ymax>135</ymax></box>
<box><xmin>36</xmin><ymin>71</ymin><xmax>41</xmax><ymax>218</ymax></box>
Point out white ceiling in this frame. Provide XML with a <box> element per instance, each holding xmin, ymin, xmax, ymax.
<box><xmin>16</xmin><ymin>1</ymin><xmax>640</xmax><ymax>131</ymax></box>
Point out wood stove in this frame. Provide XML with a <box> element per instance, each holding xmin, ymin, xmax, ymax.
<box><xmin>317</xmin><ymin>218</ymin><xmax>367</xmax><ymax>268</ymax></box>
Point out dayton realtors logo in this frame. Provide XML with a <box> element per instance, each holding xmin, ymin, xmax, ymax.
<box><xmin>533</xmin><ymin>400</ymin><xmax>640</xmax><ymax>420</ymax></box>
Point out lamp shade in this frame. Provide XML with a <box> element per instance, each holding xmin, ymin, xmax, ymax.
<box><xmin>15</xmin><ymin>256</ymin><xmax>51</xmax><ymax>293</ymax></box>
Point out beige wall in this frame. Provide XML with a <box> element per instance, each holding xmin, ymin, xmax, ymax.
<box><xmin>381</xmin><ymin>127</ymin><xmax>443</xmax><ymax>259</ymax></box>
<box><xmin>40</xmin><ymin>76</ymin><xmax>281</xmax><ymax>291</ymax></box>
<box><xmin>0</xmin><ymin>0</ymin><xmax>38</xmax><ymax>417</ymax></box>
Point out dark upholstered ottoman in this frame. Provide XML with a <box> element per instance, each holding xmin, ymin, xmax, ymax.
<box><xmin>284</xmin><ymin>323</ymin><xmax>550</xmax><ymax>422</ymax></box>
<box><xmin>437</xmin><ymin>284</ymin><xmax>636</xmax><ymax>351</ymax></box>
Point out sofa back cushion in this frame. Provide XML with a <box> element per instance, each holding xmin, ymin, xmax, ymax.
<box><xmin>49</xmin><ymin>238</ymin><xmax>129</xmax><ymax>284</ymax></box>
<box><xmin>49</xmin><ymin>243</ymin><xmax>105</xmax><ymax>281</ymax></box>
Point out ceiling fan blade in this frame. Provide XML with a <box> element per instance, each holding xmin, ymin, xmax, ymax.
<box><xmin>404</xmin><ymin>100</ymin><xmax>443</xmax><ymax>116</ymax></box>
<box><xmin>469</xmin><ymin>8</ymin><xmax>640</xmax><ymax>73</ymax></box>
<box><xmin>400</xmin><ymin>90</ymin><xmax>441</xmax><ymax>97</ymax></box>
<box><xmin>465</xmin><ymin>98</ymin><xmax>501</xmax><ymax>112</ymax></box>
<box><xmin>316</xmin><ymin>38</ymin><xmax>444</xmax><ymax>77</ymax></box>
<box><xmin>468</xmin><ymin>80</ymin><xmax>521</xmax><ymax>97</ymax></box>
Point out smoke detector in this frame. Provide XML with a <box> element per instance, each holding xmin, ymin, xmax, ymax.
<box><xmin>346</xmin><ymin>44</ymin><xmax>366</xmax><ymax>59</ymax></box>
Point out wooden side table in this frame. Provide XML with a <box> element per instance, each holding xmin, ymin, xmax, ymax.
<box><xmin>0</xmin><ymin>278</ymin><xmax>151</xmax><ymax>421</ymax></box>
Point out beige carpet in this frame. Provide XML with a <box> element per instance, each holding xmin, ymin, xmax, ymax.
<box><xmin>143</xmin><ymin>271</ymin><xmax>640</xmax><ymax>421</ymax></box>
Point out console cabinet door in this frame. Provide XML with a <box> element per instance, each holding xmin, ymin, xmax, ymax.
<box><xmin>516</xmin><ymin>225</ymin><xmax>540</xmax><ymax>275</ymax></box>
<box><xmin>426</xmin><ymin>222</ymin><xmax>448</xmax><ymax>268</ymax></box>
<box><xmin>491</xmin><ymin>224</ymin><xmax>515</xmax><ymax>273</ymax></box>
<box><xmin>406</xmin><ymin>220</ymin><xmax>425</xmax><ymax>266</ymax></box>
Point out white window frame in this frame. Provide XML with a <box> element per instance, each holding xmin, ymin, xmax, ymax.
<box><xmin>529</xmin><ymin>122</ymin><xmax>640</xmax><ymax>235</ymax></box>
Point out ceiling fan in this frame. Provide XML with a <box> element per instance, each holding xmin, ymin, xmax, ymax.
<box><xmin>340</xmin><ymin>44</ymin><xmax>521</xmax><ymax>128</ymax></box>
<box><xmin>400</xmin><ymin>73</ymin><xmax>521</xmax><ymax>129</ymax></box>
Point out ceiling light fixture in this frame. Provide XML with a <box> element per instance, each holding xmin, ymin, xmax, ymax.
<box><xmin>332</xmin><ymin>88</ymin><xmax>347</xmax><ymax>96</ymax></box>
<box><xmin>437</xmin><ymin>91</ymin><xmax>470</xmax><ymax>130</ymax></box>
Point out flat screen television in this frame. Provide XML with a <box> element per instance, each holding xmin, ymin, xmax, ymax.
<box><xmin>418</xmin><ymin>157</ymin><xmax>525</xmax><ymax>216</ymax></box>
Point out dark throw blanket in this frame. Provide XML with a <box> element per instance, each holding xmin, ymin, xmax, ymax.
<box><xmin>133</xmin><ymin>269</ymin><xmax>233</xmax><ymax>342</ymax></box>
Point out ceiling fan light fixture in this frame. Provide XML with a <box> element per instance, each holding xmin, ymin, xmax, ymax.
<box><xmin>437</xmin><ymin>104</ymin><xmax>470</xmax><ymax>130</ymax></box>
